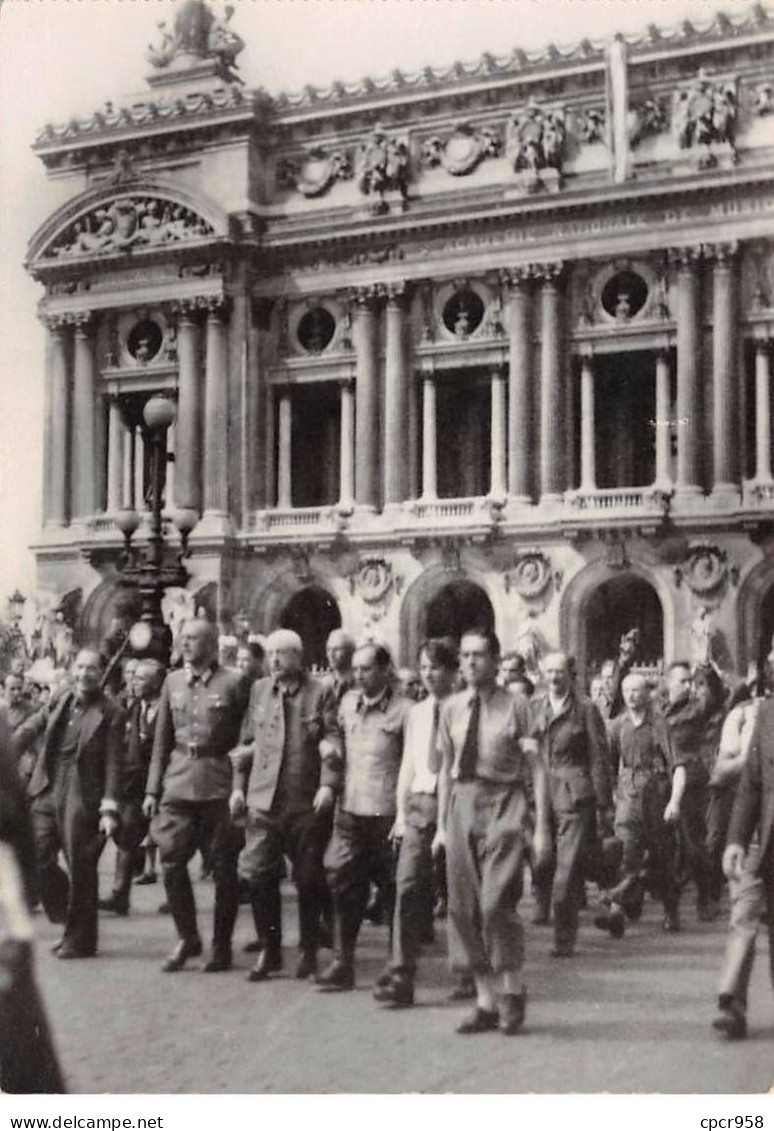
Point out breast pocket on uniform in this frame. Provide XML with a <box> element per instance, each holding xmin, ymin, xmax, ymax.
<box><xmin>170</xmin><ymin>690</ymin><xmax>187</xmax><ymax>726</ymax></box>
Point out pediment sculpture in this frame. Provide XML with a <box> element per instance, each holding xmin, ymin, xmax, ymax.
<box><xmin>44</xmin><ymin>196</ymin><xmax>215</xmax><ymax>260</ymax></box>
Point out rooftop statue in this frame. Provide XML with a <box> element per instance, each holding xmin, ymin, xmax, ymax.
<box><xmin>147</xmin><ymin>0</ymin><xmax>244</xmax><ymax>74</ymax></box>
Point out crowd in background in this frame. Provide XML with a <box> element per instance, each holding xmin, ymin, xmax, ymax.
<box><xmin>1</xmin><ymin>610</ymin><xmax>773</xmax><ymax>1092</ymax></box>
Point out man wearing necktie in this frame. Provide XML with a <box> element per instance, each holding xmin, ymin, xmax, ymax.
<box><xmin>229</xmin><ymin>629</ymin><xmax>337</xmax><ymax>983</ymax></box>
<box><xmin>373</xmin><ymin>638</ymin><xmax>458</xmax><ymax>1008</ymax></box>
<box><xmin>144</xmin><ymin>619</ymin><xmax>248</xmax><ymax>973</ymax></box>
<box><xmin>435</xmin><ymin>628</ymin><xmax>550</xmax><ymax>1035</ymax></box>
<box><xmin>100</xmin><ymin>659</ymin><xmax>165</xmax><ymax>916</ymax></box>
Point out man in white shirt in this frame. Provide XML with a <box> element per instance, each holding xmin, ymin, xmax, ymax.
<box><xmin>373</xmin><ymin>639</ymin><xmax>458</xmax><ymax>1008</ymax></box>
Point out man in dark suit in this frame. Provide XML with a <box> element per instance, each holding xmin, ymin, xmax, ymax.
<box><xmin>716</xmin><ymin>695</ymin><xmax>774</xmax><ymax>1038</ymax></box>
<box><xmin>26</xmin><ymin>650</ymin><xmax>123</xmax><ymax>959</ymax></box>
<box><xmin>144</xmin><ymin>619</ymin><xmax>248</xmax><ymax>973</ymax></box>
<box><xmin>100</xmin><ymin>659</ymin><xmax>165</xmax><ymax>916</ymax></box>
<box><xmin>230</xmin><ymin>629</ymin><xmax>336</xmax><ymax>982</ymax></box>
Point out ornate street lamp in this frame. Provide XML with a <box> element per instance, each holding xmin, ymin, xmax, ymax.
<box><xmin>115</xmin><ymin>395</ymin><xmax>198</xmax><ymax>664</ymax></box>
<box><xmin>6</xmin><ymin>590</ymin><xmax>26</xmax><ymax>628</ymax></box>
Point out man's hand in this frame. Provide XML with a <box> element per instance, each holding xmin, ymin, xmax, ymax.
<box><xmin>229</xmin><ymin>788</ymin><xmax>246</xmax><ymax>821</ymax></box>
<box><xmin>142</xmin><ymin>794</ymin><xmax>159</xmax><ymax>820</ymax></box>
<box><xmin>723</xmin><ymin>843</ymin><xmax>746</xmax><ymax>882</ymax></box>
<box><xmin>313</xmin><ymin>785</ymin><xmax>334</xmax><ymax>814</ymax></box>
<box><xmin>390</xmin><ymin>817</ymin><xmax>405</xmax><ymax>842</ymax></box>
<box><xmin>532</xmin><ymin>824</ymin><xmax>552</xmax><ymax>869</ymax></box>
<box><xmin>98</xmin><ymin>813</ymin><xmax>119</xmax><ymax>841</ymax></box>
<box><xmin>431</xmin><ymin>827</ymin><xmax>446</xmax><ymax>857</ymax></box>
<box><xmin>663</xmin><ymin>798</ymin><xmax>680</xmax><ymax>824</ymax></box>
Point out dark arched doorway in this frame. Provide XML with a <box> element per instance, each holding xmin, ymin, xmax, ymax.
<box><xmin>279</xmin><ymin>586</ymin><xmax>341</xmax><ymax>670</ymax></box>
<box><xmin>425</xmin><ymin>580</ymin><xmax>495</xmax><ymax>645</ymax></box>
<box><xmin>585</xmin><ymin>574</ymin><xmax>663</xmax><ymax>669</ymax></box>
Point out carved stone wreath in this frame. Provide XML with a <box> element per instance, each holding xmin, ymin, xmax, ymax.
<box><xmin>673</xmin><ymin>542</ymin><xmax>737</xmax><ymax>597</ymax></box>
<box><xmin>422</xmin><ymin>124</ymin><xmax>501</xmax><ymax>176</ymax></box>
<box><xmin>505</xmin><ymin>549</ymin><xmax>559</xmax><ymax>601</ymax></box>
<box><xmin>277</xmin><ymin>149</ymin><xmax>352</xmax><ymax>198</ymax></box>
<box><xmin>350</xmin><ymin>556</ymin><xmax>397</xmax><ymax>605</ymax></box>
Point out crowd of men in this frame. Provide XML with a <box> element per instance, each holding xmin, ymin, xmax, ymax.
<box><xmin>2</xmin><ymin>618</ymin><xmax>773</xmax><ymax>1044</ymax></box>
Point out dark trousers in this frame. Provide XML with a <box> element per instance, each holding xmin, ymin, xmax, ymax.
<box><xmin>28</xmin><ymin>792</ymin><xmax>68</xmax><ymax>926</ymax></box>
<box><xmin>678</xmin><ymin>782</ymin><xmax>711</xmax><ymax>910</ymax></box>
<box><xmin>238</xmin><ymin>806</ymin><xmax>330</xmax><ymax>955</ymax></box>
<box><xmin>612</xmin><ymin>774</ymin><xmax>677</xmax><ymax>913</ymax></box>
<box><xmin>325</xmin><ymin>809</ymin><xmax>395</xmax><ymax>964</ymax></box>
<box><xmin>446</xmin><ymin>781</ymin><xmax>527</xmax><ymax>975</ymax></box>
<box><xmin>0</xmin><ymin>941</ymin><xmax>66</xmax><ymax>1094</ymax></box>
<box><xmin>112</xmin><ymin>774</ymin><xmax>150</xmax><ymax>903</ymax></box>
<box><xmin>533</xmin><ymin>795</ymin><xmax>597</xmax><ymax>951</ymax></box>
<box><xmin>152</xmin><ymin>799</ymin><xmax>241</xmax><ymax>955</ymax></box>
<box><xmin>31</xmin><ymin>777</ymin><xmax>101</xmax><ymax>953</ymax></box>
<box><xmin>706</xmin><ymin>783</ymin><xmax>736</xmax><ymax>904</ymax></box>
<box><xmin>390</xmin><ymin>793</ymin><xmax>437</xmax><ymax>979</ymax></box>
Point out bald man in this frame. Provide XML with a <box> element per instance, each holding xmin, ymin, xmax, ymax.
<box><xmin>144</xmin><ymin>620</ymin><xmax>248</xmax><ymax>973</ymax></box>
<box><xmin>25</xmin><ymin>650</ymin><xmax>123</xmax><ymax>958</ymax></box>
<box><xmin>230</xmin><ymin>629</ymin><xmax>337</xmax><ymax>982</ymax></box>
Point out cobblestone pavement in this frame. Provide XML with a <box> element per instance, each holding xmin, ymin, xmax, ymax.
<box><xmin>31</xmin><ymin>859</ymin><xmax>774</xmax><ymax>1094</ymax></box>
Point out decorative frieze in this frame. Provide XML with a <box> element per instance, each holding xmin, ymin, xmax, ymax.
<box><xmin>43</xmin><ymin>196</ymin><xmax>215</xmax><ymax>260</ymax></box>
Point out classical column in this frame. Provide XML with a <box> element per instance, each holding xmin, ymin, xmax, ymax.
<box><xmin>71</xmin><ymin>314</ymin><xmax>97</xmax><ymax>518</ymax></box>
<box><xmin>538</xmin><ymin>263</ymin><xmax>564</xmax><ymax>501</ymax></box>
<box><xmin>46</xmin><ymin>316</ymin><xmax>70</xmax><ymax>527</ymax></box>
<box><xmin>755</xmin><ymin>338</ymin><xmax>772</xmax><ymax>483</ymax></box>
<box><xmin>172</xmin><ymin>303</ymin><xmax>202</xmax><ymax>513</ymax></box>
<box><xmin>339</xmin><ymin>379</ymin><xmax>355</xmax><ymax>506</ymax></box>
<box><xmin>580</xmin><ymin>350</ymin><xmax>596</xmax><ymax>491</ymax></box>
<box><xmin>353</xmin><ymin>288</ymin><xmax>380</xmax><ymax>508</ymax></box>
<box><xmin>384</xmin><ymin>283</ymin><xmax>409</xmax><ymax>506</ymax></box>
<box><xmin>673</xmin><ymin>248</ymin><xmax>702</xmax><ymax>496</ymax></box>
<box><xmin>246</xmin><ymin>298</ymin><xmax>270</xmax><ymax>513</ymax></box>
<box><xmin>490</xmin><ymin>367</ymin><xmax>507</xmax><ymax>498</ymax></box>
<box><xmin>654</xmin><ymin>349</ymin><xmax>673</xmax><ymax>487</ymax></box>
<box><xmin>421</xmin><ymin>371</ymin><xmax>437</xmax><ymax>500</ymax></box>
<box><xmin>106</xmin><ymin>398</ymin><xmax>125</xmax><ymax>513</ymax></box>
<box><xmin>277</xmin><ymin>390</ymin><xmax>293</xmax><ymax>508</ymax></box>
<box><xmin>123</xmin><ymin>425</ymin><xmax>135</xmax><ymax>509</ymax></box>
<box><xmin>710</xmin><ymin>242</ymin><xmax>738</xmax><ymax>497</ymax></box>
<box><xmin>502</xmin><ymin>269</ymin><xmax>533</xmax><ymax>503</ymax></box>
<box><xmin>202</xmin><ymin>298</ymin><xmax>231</xmax><ymax>521</ymax></box>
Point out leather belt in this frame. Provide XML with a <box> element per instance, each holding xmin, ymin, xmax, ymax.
<box><xmin>177</xmin><ymin>742</ymin><xmax>224</xmax><ymax>760</ymax></box>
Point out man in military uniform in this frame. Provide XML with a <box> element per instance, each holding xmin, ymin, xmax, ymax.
<box><xmin>144</xmin><ymin>619</ymin><xmax>247</xmax><ymax>973</ymax></box>
<box><xmin>230</xmin><ymin>629</ymin><xmax>336</xmax><ymax>982</ymax></box>
<box><xmin>595</xmin><ymin>672</ymin><xmax>676</xmax><ymax>937</ymax></box>
<box><xmin>317</xmin><ymin>643</ymin><xmax>411</xmax><ymax>990</ymax></box>
<box><xmin>101</xmin><ymin>659</ymin><xmax>165</xmax><ymax>916</ymax></box>
<box><xmin>530</xmin><ymin>651</ymin><xmax>613</xmax><ymax>958</ymax></box>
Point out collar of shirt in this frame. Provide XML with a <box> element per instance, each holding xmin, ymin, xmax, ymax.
<box><xmin>548</xmin><ymin>693</ymin><xmax>571</xmax><ymax>718</ymax></box>
<box><xmin>626</xmin><ymin>708</ymin><xmax>650</xmax><ymax>730</ymax></box>
<box><xmin>357</xmin><ymin>685</ymin><xmax>392</xmax><ymax>714</ymax></box>
<box><xmin>273</xmin><ymin>677</ymin><xmax>302</xmax><ymax>699</ymax></box>
<box><xmin>463</xmin><ymin>683</ymin><xmax>497</xmax><ymax>706</ymax></box>
<box><xmin>186</xmin><ymin>663</ymin><xmax>216</xmax><ymax>687</ymax></box>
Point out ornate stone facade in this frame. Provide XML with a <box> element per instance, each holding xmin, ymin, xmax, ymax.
<box><xmin>25</xmin><ymin>1</ymin><xmax>774</xmax><ymax>676</ymax></box>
